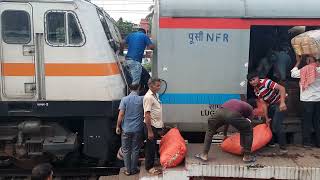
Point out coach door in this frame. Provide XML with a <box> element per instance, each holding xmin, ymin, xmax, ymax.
<box><xmin>0</xmin><ymin>2</ymin><xmax>37</xmax><ymax>100</ymax></box>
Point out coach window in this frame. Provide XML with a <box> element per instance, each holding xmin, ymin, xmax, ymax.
<box><xmin>2</xmin><ymin>10</ymin><xmax>31</xmax><ymax>44</ymax></box>
<box><xmin>45</xmin><ymin>11</ymin><xmax>85</xmax><ymax>46</ymax></box>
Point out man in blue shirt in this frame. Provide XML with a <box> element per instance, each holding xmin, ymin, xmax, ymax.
<box><xmin>121</xmin><ymin>28</ymin><xmax>154</xmax><ymax>86</ymax></box>
<box><xmin>116</xmin><ymin>84</ymin><xmax>144</xmax><ymax>176</ymax></box>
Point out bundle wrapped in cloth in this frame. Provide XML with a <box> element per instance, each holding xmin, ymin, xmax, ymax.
<box><xmin>291</xmin><ymin>30</ymin><xmax>320</xmax><ymax>59</ymax></box>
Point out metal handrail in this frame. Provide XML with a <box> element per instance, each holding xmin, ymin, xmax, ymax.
<box><xmin>115</xmin><ymin>53</ymin><xmax>130</xmax><ymax>95</ymax></box>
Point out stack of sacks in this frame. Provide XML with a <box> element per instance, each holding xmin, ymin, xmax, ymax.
<box><xmin>291</xmin><ymin>30</ymin><xmax>320</xmax><ymax>58</ymax></box>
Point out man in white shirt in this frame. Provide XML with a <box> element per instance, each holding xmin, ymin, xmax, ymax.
<box><xmin>291</xmin><ymin>54</ymin><xmax>320</xmax><ymax>147</ymax></box>
<box><xmin>143</xmin><ymin>78</ymin><xmax>164</xmax><ymax>175</ymax></box>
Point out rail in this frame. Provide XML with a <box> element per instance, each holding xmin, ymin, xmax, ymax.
<box><xmin>115</xmin><ymin>53</ymin><xmax>130</xmax><ymax>95</ymax></box>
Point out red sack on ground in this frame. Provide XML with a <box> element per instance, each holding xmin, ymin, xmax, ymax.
<box><xmin>159</xmin><ymin>128</ymin><xmax>187</xmax><ymax>168</ymax></box>
<box><xmin>221</xmin><ymin>124</ymin><xmax>272</xmax><ymax>155</ymax></box>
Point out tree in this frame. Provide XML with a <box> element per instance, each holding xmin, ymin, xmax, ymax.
<box><xmin>116</xmin><ymin>17</ymin><xmax>134</xmax><ymax>38</ymax></box>
<box><xmin>143</xmin><ymin>62</ymin><xmax>152</xmax><ymax>72</ymax></box>
<box><xmin>146</xmin><ymin>4</ymin><xmax>154</xmax><ymax>20</ymax></box>
<box><xmin>146</xmin><ymin>3</ymin><xmax>154</xmax><ymax>34</ymax></box>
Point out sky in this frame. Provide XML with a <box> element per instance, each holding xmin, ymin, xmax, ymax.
<box><xmin>91</xmin><ymin>0</ymin><xmax>154</xmax><ymax>24</ymax></box>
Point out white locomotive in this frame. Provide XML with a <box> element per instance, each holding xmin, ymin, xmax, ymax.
<box><xmin>0</xmin><ymin>0</ymin><xmax>126</xmax><ymax>167</ymax></box>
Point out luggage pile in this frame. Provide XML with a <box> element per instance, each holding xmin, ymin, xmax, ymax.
<box><xmin>291</xmin><ymin>30</ymin><xmax>320</xmax><ymax>59</ymax></box>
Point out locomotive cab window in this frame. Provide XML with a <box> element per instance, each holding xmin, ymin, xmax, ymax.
<box><xmin>68</xmin><ymin>13</ymin><xmax>83</xmax><ymax>45</ymax></box>
<box><xmin>1</xmin><ymin>10</ymin><xmax>31</xmax><ymax>44</ymax></box>
<box><xmin>45</xmin><ymin>11</ymin><xmax>85</xmax><ymax>46</ymax></box>
<box><xmin>97</xmin><ymin>8</ymin><xmax>118</xmax><ymax>52</ymax></box>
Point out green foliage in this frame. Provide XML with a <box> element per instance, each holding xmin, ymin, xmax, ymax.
<box><xmin>143</xmin><ymin>62</ymin><xmax>152</xmax><ymax>72</ymax></box>
<box><xmin>146</xmin><ymin>5</ymin><xmax>154</xmax><ymax>34</ymax></box>
<box><xmin>116</xmin><ymin>17</ymin><xmax>134</xmax><ymax>38</ymax></box>
<box><xmin>148</xmin><ymin>18</ymin><xmax>152</xmax><ymax>35</ymax></box>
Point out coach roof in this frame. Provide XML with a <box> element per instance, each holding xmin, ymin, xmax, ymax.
<box><xmin>159</xmin><ymin>0</ymin><xmax>320</xmax><ymax>19</ymax></box>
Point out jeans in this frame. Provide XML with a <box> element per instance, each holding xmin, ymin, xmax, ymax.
<box><xmin>144</xmin><ymin>125</ymin><xmax>162</xmax><ymax>170</ymax></box>
<box><xmin>302</xmin><ymin>101</ymin><xmax>320</xmax><ymax>146</ymax></box>
<box><xmin>268</xmin><ymin>104</ymin><xmax>286</xmax><ymax>148</ymax></box>
<box><xmin>203</xmin><ymin>108</ymin><xmax>253</xmax><ymax>154</ymax></box>
<box><xmin>124</xmin><ymin>59</ymin><xmax>142</xmax><ymax>85</ymax></box>
<box><xmin>121</xmin><ymin>131</ymin><xmax>143</xmax><ymax>173</ymax></box>
<box><xmin>139</xmin><ymin>66</ymin><xmax>151</xmax><ymax>95</ymax></box>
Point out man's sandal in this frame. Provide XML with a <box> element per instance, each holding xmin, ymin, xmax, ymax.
<box><xmin>131</xmin><ymin>169</ymin><xmax>140</xmax><ymax>175</ymax></box>
<box><xmin>148</xmin><ymin>167</ymin><xmax>161</xmax><ymax>175</ymax></box>
<box><xmin>195</xmin><ymin>153</ymin><xmax>208</xmax><ymax>161</ymax></box>
<box><xmin>123</xmin><ymin>170</ymin><xmax>130</xmax><ymax>176</ymax></box>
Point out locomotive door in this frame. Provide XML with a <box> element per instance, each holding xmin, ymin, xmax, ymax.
<box><xmin>0</xmin><ymin>2</ymin><xmax>37</xmax><ymax>100</ymax></box>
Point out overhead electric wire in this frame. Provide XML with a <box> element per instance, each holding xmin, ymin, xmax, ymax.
<box><xmin>91</xmin><ymin>0</ymin><xmax>153</xmax><ymax>22</ymax></box>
